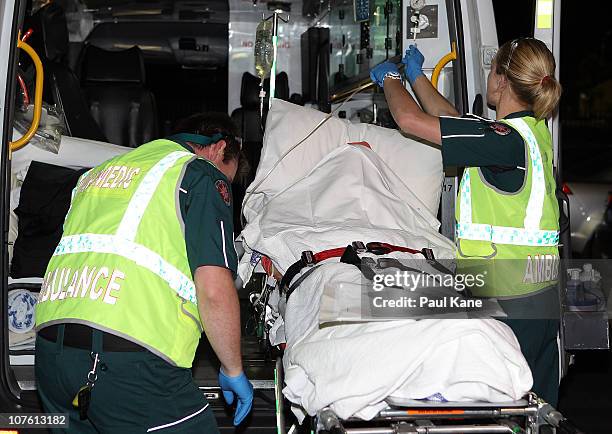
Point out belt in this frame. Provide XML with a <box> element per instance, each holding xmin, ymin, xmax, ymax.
<box><xmin>280</xmin><ymin>241</ymin><xmax>453</xmax><ymax>293</ymax></box>
<box><xmin>38</xmin><ymin>324</ymin><xmax>146</xmax><ymax>352</ymax></box>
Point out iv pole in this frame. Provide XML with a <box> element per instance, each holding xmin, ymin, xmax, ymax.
<box><xmin>262</xmin><ymin>11</ymin><xmax>289</xmax><ymax>110</ymax></box>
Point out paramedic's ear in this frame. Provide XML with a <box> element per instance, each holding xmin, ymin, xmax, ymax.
<box><xmin>208</xmin><ymin>140</ymin><xmax>227</xmax><ymax>166</ymax></box>
<box><xmin>496</xmin><ymin>73</ymin><xmax>509</xmax><ymax>95</ymax></box>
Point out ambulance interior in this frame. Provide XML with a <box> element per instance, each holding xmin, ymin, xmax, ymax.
<box><xmin>3</xmin><ymin>0</ymin><xmax>586</xmax><ymax>432</ymax></box>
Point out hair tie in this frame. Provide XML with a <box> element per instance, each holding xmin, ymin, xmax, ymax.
<box><xmin>541</xmin><ymin>75</ymin><xmax>552</xmax><ymax>85</ymax></box>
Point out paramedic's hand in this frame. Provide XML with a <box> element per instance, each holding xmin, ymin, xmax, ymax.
<box><xmin>218</xmin><ymin>368</ymin><xmax>254</xmax><ymax>425</ymax></box>
<box><xmin>402</xmin><ymin>45</ymin><xmax>425</xmax><ymax>84</ymax></box>
<box><xmin>370</xmin><ymin>62</ymin><xmax>400</xmax><ymax>88</ymax></box>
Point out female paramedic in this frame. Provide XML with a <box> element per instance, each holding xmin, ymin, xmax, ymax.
<box><xmin>370</xmin><ymin>38</ymin><xmax>563</xmax><ymax>406</ymax></box>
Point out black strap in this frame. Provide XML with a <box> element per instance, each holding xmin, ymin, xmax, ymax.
<box><xmin>284</xmin><ymin>245</ymin><xmax>359</xmax><ymax>301</ymax></box>
<box><xmin>285</xmin><ymin>266</ymin><xmax>321</xmax><ymax>302</ymax></box>
<box><xmin>421</xmin><ymin>248</ymin><xmax>455</xmax><ymax>275</ymax></box>
<box><xmin>339</xmin><ymin>244</ymin><xmax>361</xmax><ymax>267</ymax></box>
<box><xmin>280</xmin><ymin>245</ymin><xmax>454</xmax><ymax>302</ymax></box>
<box><xmin>279</xmin><ymin>258</ymin><xmax>306</xmax><ymax>292</ymax></box>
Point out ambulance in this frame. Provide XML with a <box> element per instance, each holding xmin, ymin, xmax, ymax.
<box><xmin>0</xmin><ymin>1</ymin><xmax>589</xmax><ymax>433</ymax></box>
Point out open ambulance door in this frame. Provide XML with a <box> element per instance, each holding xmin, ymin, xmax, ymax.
<box><xmin>0</xmin><ymin>0</ymin><xmax>47</xmax><ymax>413</ymax></box>
<box><xmin>397</xmin><ymin>0</ymin><xmax>470</xmax><ymax>240</ymax></box>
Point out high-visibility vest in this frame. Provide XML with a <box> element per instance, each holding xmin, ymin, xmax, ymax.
<box><xmin>35</xmin><ymin>139</ymin><xmax>205</xmax><ymax>368</ymax></box>
<box><xmin>455</xmin><ymin>117</ymin><xmax>560</xmax><ymax>298</ymax></box>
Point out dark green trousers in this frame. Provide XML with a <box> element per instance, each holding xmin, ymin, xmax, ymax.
<box><xmin>502</xmin><ymin>318</ymin><xmax>560</xmax><ymax>406</ymax></box>
<box><xmin>35</xmin><ymin>328</ymin><xmax>219</xmax><ymax>434</ymax></box>
<box><xmin>499</xmin><ymin>287</ymin><xmax>560</xmax><ymax>407</ymax></box>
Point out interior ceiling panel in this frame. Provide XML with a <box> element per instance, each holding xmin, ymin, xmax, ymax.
<box><xmin>76</xmin><ymin>0</ymin><xmax>229</xmax><ymax>24</ymax></box>
<box><xmin>82</xmin><ymin>0</ymin><xmax>227</xmax><ymax>11</ymax></box>
<box><xmin>81</xmin><ymin>0</ymin><xmax>173</xmax><ymax>8</ymax></box>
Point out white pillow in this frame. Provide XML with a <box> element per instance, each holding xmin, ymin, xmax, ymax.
<box><xmin>349</xmin><ymin>122</ymin><xmax>443</xmax><ymax>214</ymax></box>
<box><xmin>244</xmin><ymin>99</ymin><xmax>443</xmax><ymax>218</ymax></box>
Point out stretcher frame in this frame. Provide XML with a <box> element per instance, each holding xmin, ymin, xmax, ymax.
<box><xmin>273</xmin><ymin>354</ymin><xmax>580</xmax><ymax>434</ymax></box>
<box><xmin>315</xmin><ymin>395</ymin><xmax>544</xmax><ymax>434</ymax></box>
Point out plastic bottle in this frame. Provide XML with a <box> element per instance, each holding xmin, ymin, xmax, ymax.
<box><xmin>254</xmin><ymin>20</ymin><xmax>274</xmax><ymax>80</ymax></box>
<box><xmin>580</xmin><ymin>263</ymin><xmax>594</xmax><ymax>292</ymax></box>
<box><xmin>566</xmin><ymin>268</ymin><xmax>581</xmax><ymax>306</ymax></box>
<box><xmin>580</xmin><ymin>263</ymin><xmax>604</xmax><ymax>310</ymax></box>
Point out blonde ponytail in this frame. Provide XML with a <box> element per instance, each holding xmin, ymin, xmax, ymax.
<box><xmin>495</xmin><ymin>38</ymin><xmax>562</xmax><ymax>120</ymax></box>
<box><xmin>532</xmin><ymin>74</ymin><xmax>562</xmax><ymax>120</ymax></box>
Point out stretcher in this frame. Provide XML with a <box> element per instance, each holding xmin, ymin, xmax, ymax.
<box><xmin>243</xmin><ymin>248</ymin><xmax>572</xmax><ymax>433</ymax></box>
<box><xmin>246</xmin><ymin>271</ymin><xmax>582</xmax><ymax>434</ymax></box>
<box><xmin>265</xmin><ymin>329</ymin><xmax>581</xmax><ymax>434</ymax></box>
<box><xmin>239</xmin><ymin>100</ymin><xmax>585</xmax><ymax>434</ymax></box>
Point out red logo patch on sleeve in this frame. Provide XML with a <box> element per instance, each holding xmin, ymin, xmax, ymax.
<box><xmin>489</xmin><ymin>122</ymin><xmax>512</xmax><ymax>136</ymax></box>
<box><xmin>215</xmin><ymin>180</ymin><xmax>231</xmax><ymax>206</ymax></box>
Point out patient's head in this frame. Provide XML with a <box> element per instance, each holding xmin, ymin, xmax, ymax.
<box><xmin>173</xmin><ymin>112</ymin><xmax>250</xmax><ymax>184</ymax></box>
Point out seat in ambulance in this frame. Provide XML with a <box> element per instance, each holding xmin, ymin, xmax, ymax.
<box><xmin>25</xmin><ymin>3</ymin><xmax>107</xmax><ymax>142</ymax></box>
<box><xmin>78</xmin><ymin>44</ymin><xmax>159</xmax><ymax>148</ymax></box>
<box><xmin>27</xmin><ymin>3</ymin><xmax>158</xmax><ymax>148</ymax></box>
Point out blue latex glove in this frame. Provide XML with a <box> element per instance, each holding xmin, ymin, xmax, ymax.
<box><xmin>369</xmin><ymin>61</ymin><xmax>401</xmax><ymax>88</ymax></box>
<box><xmin>218</xmin><ymin>369</ymin><xmax>254</xmax><ymax>425</ymax></box>
<box><xmin>402</xmin><ymin>45</ymin><xmax>425</xmax><ymax>84</ymax></box>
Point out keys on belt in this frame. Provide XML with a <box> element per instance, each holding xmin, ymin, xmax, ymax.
<box><xmin>72</xmin><ymin>352</ymin><xmax>106</xmax><ymax>420</ymax></box>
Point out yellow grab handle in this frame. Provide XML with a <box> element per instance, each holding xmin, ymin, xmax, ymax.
<box><xmin>10</xmin><ymin>35</ymin><xmax>44</xmax><ymax>153</ymax></box>
<box><xmin>431</xmin><ymin>42</ymin><xmax>457</xmax><ymax>90</ymax></box>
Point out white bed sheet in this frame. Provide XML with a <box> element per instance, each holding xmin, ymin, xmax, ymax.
<box><xmin>276</xmin><ymin>262</ymin><xmax>533</xmax><ymax>421</ymax></box>
<box><xmin>243</xmin><ymin>99</ymin><xmax>444</xmax><ymax>217</ymax></box>
<box><xmin>11</xmin><ymin>130</ymin><xmax>128</xmax><ymax>182</ymax></box>
<box><xmin>237</xmin><ymin>118</ymin><xmax>532</xmax><ymax>422</ymax></box>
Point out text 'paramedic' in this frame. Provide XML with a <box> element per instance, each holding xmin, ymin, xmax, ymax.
<box><xmin>78</xmin><ymin>165</ymin><xmax>141</xmax><ymax>192</ymax></box>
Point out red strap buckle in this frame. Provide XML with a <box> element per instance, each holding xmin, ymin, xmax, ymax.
<box><xmin>366</xmin><ymin>242</ymin><xmax>392</xmax><ymax>255</ymax></box>
<box><xmin>301</xmin><ymin>251</ymin><xmax>316</xmax><ymax>266</ymax></box>
<box><xmin>422</xmin><ymin>248</ymin><xmax>435</xmax><ymax>261</ymax></box>
<box><xmin>352</xmin><ymin>241</ymin><xmax>366</xmax><ymax>253</ymax></box>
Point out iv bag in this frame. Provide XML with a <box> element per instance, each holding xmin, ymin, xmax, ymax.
<box><xmin>254</xmin><ymin>19</ymin><xmax>274</xmax><ymax>80</ymax></box>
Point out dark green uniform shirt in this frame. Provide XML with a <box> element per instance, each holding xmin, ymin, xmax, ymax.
<box><xmin>439</xmin><ymin>111</ymin><xmax>535</xmax><ymax>193</ymax></box>
<box><xmin>166</xmin><ymin>134</ymin><xmax>238</xmax><ymax>277</ymax></box>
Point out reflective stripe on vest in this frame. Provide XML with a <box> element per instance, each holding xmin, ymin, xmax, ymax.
<box><xmin>117</xmin><ymin>151</ymin><xmax>193</xmax><ymax>240</ymax></box>
<box><xmin>53</xmin><ymin>233</ymin><xmax>196</xmax><ymax>303</ymax></box>
<box><xmin>52</xmin><ymin>151</ymin><xmax>197</xmax><ymax>303</ymax></box>
<box><xmin>457</xmin><ymin>118</ymin><xmax>559</xmax><ymax>247</ymax></box>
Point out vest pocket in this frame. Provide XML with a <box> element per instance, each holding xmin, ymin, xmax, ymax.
<box><xmin>457</xmin><ymin>239</ymin><xmax>498</xmax><ymax>259</ymax></box>
<box><xmin>180</xmin><ymin>297</ymin><xmax>203</xmax><ymax>333</ymax></box>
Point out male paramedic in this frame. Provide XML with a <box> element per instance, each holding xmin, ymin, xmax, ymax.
<box><xmin>34</xmin><ymin>112</ymin><xmax>253</xmax><ymax>432</ymax></box>
<box><xmin>370</xmin><ymin>39</ymin><xmax>562</xmax><ymax>405</ymax></box>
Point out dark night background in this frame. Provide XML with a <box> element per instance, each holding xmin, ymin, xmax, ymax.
<box><xmin>493</xmin><ymin>0</ymin><xmax>612</xmax><ymax>184</ymax></box>
<box><xmin>494</xmin><ymin>1</ymin><xmax>612</xmax><ymax>432</ymax></box>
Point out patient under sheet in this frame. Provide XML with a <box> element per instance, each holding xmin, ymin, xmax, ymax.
<box><xmin>237</xmin><ymin>101</ymin><xmax>532</xmax><ymax>421</ymax></box>
<box><xmin>239</xmin><ymin>144</ymin><xmax>455</xmax><ymax>276</ymax></box>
